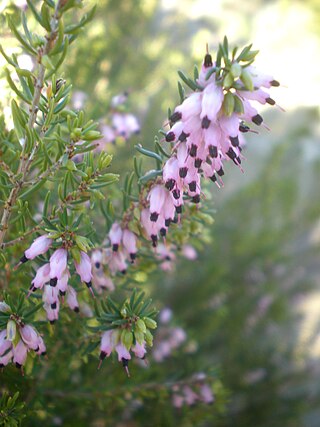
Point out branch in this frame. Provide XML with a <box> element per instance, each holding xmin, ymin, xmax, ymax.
<box><xmin>0</xmin><ymin>2</ymin><xmax>62</xmax><ymax>246</ymax></box>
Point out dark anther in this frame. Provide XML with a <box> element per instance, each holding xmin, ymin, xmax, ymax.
<box><xmin>160</xmin><ymin>228</ymin><xmax>167</xmax><ymax>237</ymax></box>
<box><xmin>130</xmin><ymin>253</ymin><xmax>136</xmax><ymax>262</ymax></box>
<box><xmin>189</xmin><ymin>144</ymin><xmax>197</xmax><ymax>157</ymax></box>
<box><xmin>189</xmin><ymin>181</ymin><xmax>197</xmax><ymax>192</ymax></box>
<box><xmin>209</xmin><ymin>145</ymin><xmax>218</xmax><ymax>158</ymax></box>
<box><xmin>165</xmin><ymin>131</ymin><xmax>175</xmax><ymax>142</ymax></box>
<box><xmin>165</xmin><ymin>218</ymin><xmax>171</xmax><ymax>227</ymax></box>
<box><xmin>85</xmin><ymin>281</ymin><xmax>93</xmax><ymax>289</ymax></box>
<box><xmin>165</xmin><ymin>179</ymin><xmax>175</xmax><ymax>191</ymax></box>
<box><xmin>230</xmin><ymin>136</ymin><xmax>239</xmax><ymax>147</ymax></box>
<box><xmin>51</xmin><ymin>302</ymin><xmax>57</xmax><ymax>309</ymax></box>
<box><xmin>239</xmin><ymin>122</ymin><xmax>250</xmax><ymax>133</ymax></box>
<box><xmin>100</xmin><ymin>351</ymin><xmax>106</xmax><ymax>360</ymax></box>
<box><xmin>252</xmin><ymin>114</ymin><xmax>263</xmax><ymax>126</ymax></box>
<box><xmin>270</xmin><ymin>80</ymin><xmax>280</xmax><ymax>87</ymax></box>
<box><xmin>172</xmin><ymin>189</ymin><xmax>180</xmax><ymax>199</ymax></box>
<box><xmin>74</xmin><ymin>307</ymin><xmax>80</xmax><ymax>313</ymax></box>
<box><xmin>170</xmin><ymin>111</ymin><xmax>182</xmax><ymax>123</ymax></box>
<box><xmin>112</xmin><ymin>243</ymin><xmax>119</xmax><ymax>252</ymax></box>
<box><xmin>20</xmin><ymin>254</ymin><xmax>28</xmax><ymax>264</ymax></box>
<box><xmin>50</xmin><ymin>278</ymin><xmax>57</xmax><ymax>287</ymax></box>
<box><xmin>175</xmin><ymin>205</ymin><xmax>182</xmax><ymax>214</ymax></box>
<box><xmin>95</xmin><ymin>262</ymin><xmax>101</xmax><ymax>269</ymax></box>
<box><xmin>151</xmin><ymin>235</ymin><xmax>158</xmax><ymax>247</ymax></box>
<box><xmin>59</xmin><ymin>290</ymin><xmax>66</xmax><ymax>296</ymax></box>
<box><xmin>178</xmin><ymin>131</ymin><xmax>189</xmax><ymax>142</ymax></box>
<box><xmin>194</xmin><ymin>158</ymin><xmax>202</xmax><ymax>168</ymax></box>
<box><xmin>50</xmin><ymin>320</ymin><xmax>55</xmax><ymax>325</ymax></box>
<box><xmin>266</xmin><ymin>97</ymin><xmax>275</xmax><ymax>105</ymax></box>
<box><xmin>122</xmin><ymin>358</ymin><xmax>129</xmax><ymax>367</ymax></box>
<box><xmin>217</xmin><ymin>167</ymin><xmax>224</xmax><ymax>177</ymax></box>
<box><xmin>192</xmin><ymin>195</ymin><xmax>200</xmax><ymax>204</ymax></box>
<box><xmin>150</xmin><ymin>212</ymin><xmax>159</xmax><ymax>222</ymax></box>
<box><xmin>226</xmin><ymin>148</ymin><xmax>236</xmax><ymax>160</ymax></box>
<box><xmin>210</xmin><ymin>174</ymin><xmax>217</xmax><ymax>182</ymax></box>
<box><xmin>204</xmin><ymin>53</ymin><xmax>213</xmax><ymax>67</ymax></box>
<box><xmin>201</xmin><ymin>116</ymin><xmax>211</xmax><ymax>129</ymax></box>
<box><xmin>179</xmin><ymin>167</ymin><xmax>187</xmax><ymax>178</ymax></box>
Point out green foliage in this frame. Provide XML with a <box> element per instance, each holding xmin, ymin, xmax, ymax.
<box><xmin>0</xmin><ymin>392</ymin><xmax>26</xmax><ymax>427</ymax></box>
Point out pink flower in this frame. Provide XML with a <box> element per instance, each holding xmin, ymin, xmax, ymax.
<box><xmin>199</xmin><ymin>384</ymin><xmax>214</xmax><ymax>404</ymax></box>
<box><xmin>141</xmin><ymin>208</ymin><xmax>158</xmax><ymax>247</ymax></box>
<box><xmin>148</xmin><ymin>185</ymin><xmax>167</xmax><ymax>222</ymax></box>
<box><xmin>175</xmin><ymin>92</ymin><xmax>202</xmax><ymax>121</ymax></box>
<box><xmin>75</xmin><ymin>251</ymin><xmax>92</xmax><ymax>285</ymax></box>
<box><xmin>49</xmin><ymin>248</ymin><xmax>68</xmax><ymax>282</ymax></box>
<box><xmin>182</xmin><ymin>245</ymin><xmax>197</xmax><ymax>260</ymax></box>
<box><xmin>12</xmin><ymin>340</ymin><xmax>28</xmax><ymax>368</ymax></box>
<box><xmin>245</xmin><ymin>65</ymin><xmax>279</xmax><ymax>89</ymax></box>
<box><xmin>20</xmin><ymin>324</ymin><xmax>40</xmax><ymax>351</ymax></box>
<box><xmin>115</xmin><ymin>342</ymin><xmax>131</xmax><ymax>362</ymax></box>
<box><xmin>44</xmin><ymin>301</ymin><xmax>60</xmax><ymax>324</ymax></box>
<box><xmin>57</xmin><ymin>268</ymin><xmax>70</xmax><ymax>295</ymax></box>
<box><xmin>23</xmin><ymin>235</ymin><xmax>52</xmax><ymax>262</ymax></box>
<box><xmin>0</xmin><ymin>329</ymin><xmax>11</xmax><ymax>357</ymax></box>
<box><xmin>109</xmin><ymin>222</ymin><xmax>123</xmax><ymax>252</ymax></box>
<box><xmin>100</xmin><ymin>330</ymin><xmax>116</xmax><ymax>360</ymax></box>
<box><xmin>132</xmin><ymin>341</ymin><xmax>146</xmax><ymax>359</ymax></box>
<box><xmin>122</xmin><ymin>229</ymin><xmax>137</xmax><ymax>262</ymax></box>
<box><xmin>43</xmin><ymin>285</ymin><xmax>59</xmax><ymax>309</ymax></box>
<box><xmin>183</xmin><ymin>386</ymin><xmax>198</xmax><ymax>406</ymax></box>
<box><xmin>200</xmin><ymin>81</ymin><xmax>223</xmax><ymax>122</ymax></box>
<box><xmin>31</xmin><ymin>263</ymin><xmax>50</xmax><ymax>291</ymax></box>
<box><xmin>36</xmin><ymin>335</ymin><xmax>46</xmax><ymax>356</ymax></box>
<box><xmin>67</xmin><ymin>286</ymin><xmax>79</xmax><ymax>312</ymax></box>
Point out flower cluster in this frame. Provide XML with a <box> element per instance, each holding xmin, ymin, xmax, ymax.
<box><xmin>153</xmin><ymin>308</ymin><xmax>187</xmax><ymax>362</ymax></box>
<box><xmin>172</xmin><ymin>376</ymin><xmax>214</xmax><ymax>408</ymax></box>
<box><xmin>0</xmin><ymin>302</ymin><xmax>46</xmax><ymax>372</ymax></box>
<box><xmin>91</xmin><ymin>250</ymin><xmax>115</xmax><ymax>292</ymax></box>
<box><xmin>97</xmin><ymin>294</ymin><xmax>157</xmax><ymax>376</ymax></box>
<box><xmin>99</xmin><ymin>316</ymin><xmax>156</xmax><ymax>376</ymax></box>
<box><xmin>21</xmin><ymin>234</ymin><xmax>93</xmax><ymax>322</ymax></box>
<box><xmin>99</xmin><ymin>92</ymin><xmax>140</xmax><ymax>147</ymax></box>
<box><xmin>139</xmin><ymin>49</ymin><xmax>280</xmax><ymax>245</ymax></box>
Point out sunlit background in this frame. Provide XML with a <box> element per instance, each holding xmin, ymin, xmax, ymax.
<box><xmin>1</xmin><ymin>0</ymin><xmax>320</xmax><ymax>425</ymax></box>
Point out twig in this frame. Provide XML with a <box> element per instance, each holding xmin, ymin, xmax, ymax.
<box><xmin>0</xmin><ymin>161</ymin><xmax>16</xmax><ymax>183</ymax></box>
<box><xmin>0</xmin><ymin>2</ymin><xmax>62</xmax><ymax>246</ymax></box>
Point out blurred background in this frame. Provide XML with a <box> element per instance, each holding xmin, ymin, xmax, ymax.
<box><xmin>0</xmin><ymin>0</ymin><xmax>320</xmax><ymax>425</ymax></box>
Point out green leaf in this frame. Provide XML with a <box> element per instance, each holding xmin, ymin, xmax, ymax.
<box><xmin>7</xmin><ymin>15</ymin><xmax>37</xmax><ymax>55</ymax></box>
<box><xmin>135</xmin><ymin>144</ymin><xmax>162</xmax><ymax>163</ymax></box>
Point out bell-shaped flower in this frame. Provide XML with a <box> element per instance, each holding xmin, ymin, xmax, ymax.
<box><xmin>115</xmin><ymin>342</ymin><xmax>131</xmax><ymax>362</ymax></box>
<box><xmin>0</xmin><ymin>329</ymin><xmax>11</xmax><ymax>357</ymax></box>
<box><xmin>132</xmin><ymin>341</ymin><xmax>146</xmax><ymax>359</ymax></box>
<box><xmin>100</xmin><ymin>330</ymin><xmax>117</xmax><ymax>359</ymax></box>
<box><xmin>57</xmin><ymin>268</ymin><xmax>70</xmax><ymax>295</ymax></box>
<box><xmin>31</xmin><ymin>263</ymin><xmax>50</xmax><ymax>291</ymax></box>
<box><xmin>175</xmin><ymin>92</ymin><xmax>202</xmax><ymax>121</ymax></box>
<box><xmin>148</xmin><ymin>185</ymin><xmax>167</xmax><ymax>222</ymax></box>
<box><xmin>67</xmin><ymin>286</ymin><xmax>79</xmax><ymax>312</ymax></box>
<box><xmin>0</xmin><ymin>349</ymin><xmax>12</xmax><ymax>367</ymax></box>
<box><xmin>75</xmin><ymin>251</ymin><xmax>92</xmax><ymax>285</ymax></box>
<box><xmin>23</xmin><ymin>235</ymin><xmax>52</xmax><ymax>261</ymax></box>
<box><xmin>20</xmin><ymin>324</ymin><xmax>40</xmax><ymax>351</ymax></box>
<box><xmin>199</xmin><ymin>383</ymin><xmax>214</xmax><ymax>404</ymax></box>
<box><xmin>200</xmin><ymin>81</ymin><xmax>223</xmax><ymax>122</ymax></box>
<box><xmin>49</xmin><ymin>248</ymin><xmax>68</xmax><ymax>281</ymax></box>
<box><xmin>12</xmin><ymin>340</ymin><xmax>28</xmax><ymax>368</ymax></box>
<box><xmin>109</xmin><ymin>222</ymin><xmax>123</xmax><ymax>252</ymax></box>
<box><xmin>122</xmin><ymin>229</ymin><xmax>137</xmax><ymax>262</ymax></box>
